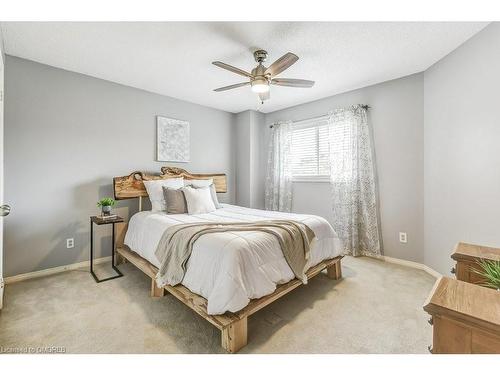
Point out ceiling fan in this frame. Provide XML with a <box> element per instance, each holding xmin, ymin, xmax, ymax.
<box><xmin>212</xmin><ymin>50</ymin><xmax>315</xmax><ymax>103</ymax></box>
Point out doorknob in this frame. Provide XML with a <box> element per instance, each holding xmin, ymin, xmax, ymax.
<box><xmin>0</xmin><ymin>204</ymin><xmax>11</xmax><ymax>217</ymax></box>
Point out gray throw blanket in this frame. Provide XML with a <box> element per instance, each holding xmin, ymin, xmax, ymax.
<box><xmin>154</xmin><ymin>220</ymin><xmax>316</xmax><ymax>288</ymax></box>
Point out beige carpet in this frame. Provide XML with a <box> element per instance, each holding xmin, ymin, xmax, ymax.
<box><xmin>0</xmin><ymin>256</ymin><xmax>436</xmax><ymax>353</ymax></box>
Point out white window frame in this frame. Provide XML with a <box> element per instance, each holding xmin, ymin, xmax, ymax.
<box><xmin>290</xmin><ymin>118</ymin><xmax>331</xmax><ymax>183</ymax></box>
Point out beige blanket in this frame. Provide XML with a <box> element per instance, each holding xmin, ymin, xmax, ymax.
<box><xmin>155</xmin><ymin>220</ymin><xmax>316</xmax><ymax>288</ymax></box>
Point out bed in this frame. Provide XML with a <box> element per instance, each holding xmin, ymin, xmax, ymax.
<box><xmin>113</xmin><ymin>167</ymin><xmax>344</xmax><ymax>353</ymax></box>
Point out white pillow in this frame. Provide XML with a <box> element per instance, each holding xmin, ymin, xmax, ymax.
<box><xmin>185</xmin><ymin>178</ymin><xmax>222</xmax><ymax>209</ymax></box>
<box><xmin>207</xmin><ymin>184</ymin><xmax>222</xmax><ymax>209</ymax></box>
<box><xmin>143</xmin><ymin>178</ymin><xmax>184</xmax><ymax>211</ymax></box>
<box><xmin>181</xmin><ymin>186</ymin><xmax>216</xmax><ymax>214</ymax></box>
<box><xmin>184</xmin><ymin>178</ymin><xmax>213</xmax><ymax>188</ymax></box>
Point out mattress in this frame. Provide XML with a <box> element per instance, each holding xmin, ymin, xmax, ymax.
<box><xmin>124</xmin><ymin>204</ymin><xmax>342</xmax><ymax>314</ymax></box>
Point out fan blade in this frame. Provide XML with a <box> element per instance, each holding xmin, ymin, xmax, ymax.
<box><xmin>271</xmin><ymin>78</ymin><xmax>315</xmax><ymax>88</ymax></box>
<box><xmin>264</xmin><ymin>52</ymin><xmax>299</xmax><ymax>76</ymax></box>
<box><xmin>213</xmin><ymin>82</ymin><xmax>250</xmax><ymax>92</ymax></box>
<box><xmin>259</xmin><ymin>91</ymin><xmax>270</xmax><ymax>101</ymax></box>
<box><xmin>212</xmin><ymin>61</ymin><xmax>253</xmax><ymax>78</ymax></box>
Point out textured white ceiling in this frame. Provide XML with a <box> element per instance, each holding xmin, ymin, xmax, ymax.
<box><xmin>0</xmin><ymin>22</ymin><xmax>488</xmax><ymax>113</ymax></box>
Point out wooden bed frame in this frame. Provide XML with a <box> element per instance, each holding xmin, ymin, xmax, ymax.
<box><xmin>112</xmin><ymin>167</ymin><xmax>343</xmax><ymax>353</ymax></box>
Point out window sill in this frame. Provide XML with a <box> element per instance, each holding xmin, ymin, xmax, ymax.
<box><xmin>292</xmin><ymin>177</ymin><xmax>331</xmax><ymax>183</ymax></box>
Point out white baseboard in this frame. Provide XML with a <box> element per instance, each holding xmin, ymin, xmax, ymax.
<box><xmin>420</xmin><ymin>264</ymin><xmax>442</xmax><ymax>279</ymax></box>
<box><xmin>4</xmin><ymin>256</ymin><xmax>112</xmax><ymax>284</ymax></box>
<box><xmin>374</xmin><ymin>255</ymin><xmax>441</xmax><ymax>279</ymax></box>
<box><xmin>4</xmin><ymin>253</ymin><xmax>441</xmax><ymax>285</ymax></box>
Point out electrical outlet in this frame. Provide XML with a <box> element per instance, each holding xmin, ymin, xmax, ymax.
<box><xmin>66</xmin><ymin>238</ymin><xmax>74</xmax><ymax>249</ymax></box>
<box><xmin>399</xmin><ymin>232</ymin><xmax>408</xmax><ymax>244</ymax></box>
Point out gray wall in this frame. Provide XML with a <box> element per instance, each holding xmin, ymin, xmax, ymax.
<box><xmin>234</xmin><ymin>109</ymin><xmax>265</xmax><ymax>208</ymax></box>
<box><xmin>4</xmin><ymin>56</ymin><xmax>235</xmax><ymax>277</ymax></box>
<box><xmin>424</xmin><ymin>23</ymin><xmax>500</xmax><ymax>274</ymax></box>
<box><xmin>250</xmin><ymin>110</ymin><xmax>265</xmax><ymax>209</ymax></box>
<box><xmin>234</xmin><ymin>111</ymin><xmax>251</xmax><ymax>207</ymax></box>
<box><xmin>264</xmin><ymin>74</ymin><xmax>424</xmax><ymax>262</ymax></box>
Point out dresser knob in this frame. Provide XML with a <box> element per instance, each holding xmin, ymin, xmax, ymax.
<box><xmin>427</xmin><ymin>345</ymin><xmax>433</xmax><ymax>354</ymax></box>
<box><xmin>427</xmin><ymin>317</ymin><xmax>433</xmax><ymax>326</ymax></box>
<box><xmin>451</xmin><ymin>266</ymin><xmax>456</xmax><ymax>274</ymax></box>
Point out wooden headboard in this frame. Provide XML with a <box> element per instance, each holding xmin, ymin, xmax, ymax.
<box><xmin>113</xmin><ymin>166</ymin><xmax>227</xmax><ymax>200</ymax></box>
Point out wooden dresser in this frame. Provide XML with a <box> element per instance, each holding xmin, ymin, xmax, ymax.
<box><xmin>451</xmin><ymin>242</ymin><xmax>500</xmax><ymax>285</ymax></box>
<box><xmin>423</xmin><ymin>277</ymin><xmax>500</xmax><ymax>353</ymax></box>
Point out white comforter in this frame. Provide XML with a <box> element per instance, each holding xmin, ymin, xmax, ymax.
<box><xmin>124</xmin><ymin>204</ymin><xmax>342</xmax><ymax>314</ymax></box>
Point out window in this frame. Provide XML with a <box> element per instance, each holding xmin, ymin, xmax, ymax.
<box><xmin>290</xmin><ymin>118</ymin><xmax>331</xmax><ymax>181</ymax></box>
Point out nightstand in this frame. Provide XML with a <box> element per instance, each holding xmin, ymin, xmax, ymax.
<box><xmin>90</xmin><ymin>215</ymin><xmax>124</xmax><ymax>283</ymax></box>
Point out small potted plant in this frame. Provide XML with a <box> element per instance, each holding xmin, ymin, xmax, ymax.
<box><xmin>473</xmin><ymin>259</ymin><xmax>500</xmax><ymax>290</ymax></box>
<box><xmin>97</xmin><ymin>197</ymin><xmax>115</xmax><ymax>217</ymax></box>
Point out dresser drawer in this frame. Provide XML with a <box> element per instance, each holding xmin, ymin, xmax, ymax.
<box><xmin>431</xmin><ymin>315</ymin><xmax>500</xmax><ymax>354</ymax></box>
<box><xmin>472</xmin><ymin>330</ymin><xmax>500</xmax><ymax>353</ymax></box>
<box><xmin>455</xmin><ymin>260</ymin><xmax>487</xmax><ymax>285</ymax></box>
<box><xmin>432</xmin><ymin>315</ymin><xmax>471</xmax><ymax>354</ymax></box>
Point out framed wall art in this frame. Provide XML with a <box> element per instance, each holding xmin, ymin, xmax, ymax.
<box><xmin>156</xmin><ymin>116</ymin><xmax>190</xmax><ymax>162</ymax></box>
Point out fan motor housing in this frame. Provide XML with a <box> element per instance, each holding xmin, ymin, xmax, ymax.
<box><xmin>253</xmin><ymin>49</ymin><xmax>268</xmax><ymax>63</ymax></box>
<box><xmin>251</xmin><ymin>64</ymin><xmax>267</xmax><ymax>77</ymax></box>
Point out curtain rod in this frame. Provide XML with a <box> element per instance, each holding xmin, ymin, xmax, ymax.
<box><xmin>269</xmin><ymin>105</ymin><xmax>371</xmax><ymax>128</ymax></box>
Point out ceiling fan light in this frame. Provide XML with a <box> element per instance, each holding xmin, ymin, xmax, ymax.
<box><xmin>251</xmin><ymin>78</ymin><xmax>270</xmax><ymax>93</ymax></box>
<box><xmin>251</xmin><ymin>83</ymin><xmax>269</xmax><ymax>93</ymax></box>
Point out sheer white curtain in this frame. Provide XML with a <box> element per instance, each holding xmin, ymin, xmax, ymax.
<box><xmin>329</xmin><ymin>105</ymin><xmax>381</xmax><ymax>256</ymax></box>
<box><xmin>265</xmin><ymin>121</ymin><xmax>293</xmax><ymax>212</ymax></box>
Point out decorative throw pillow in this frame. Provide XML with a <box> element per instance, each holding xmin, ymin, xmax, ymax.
<box><xmin>208</xmin><ymin>184</ymin><xmax>222</xmax><ymax>209</ymax></box>
<box><xmin>185</xmin><ymin>178</ymin><xmax>213</xmax><ymax>188</ymax></box>
<box><xmin>143</xmin><ymin>178</ymin><xmax>184</xmax><ymax>211</ymax></box>
<box><xmin>184</xmin><ymin>178</ymin><xmax>222</xmax><ymax>209</ymax></box>
<box><xmin>163</xmin><ymin>187</ymin><xmax>188</xmax><ymax>214</ymax></box>
<box><xmin>181</xmin><ymin>186</ymin><xmax>216</xmax><ymax>214</ymax></box>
